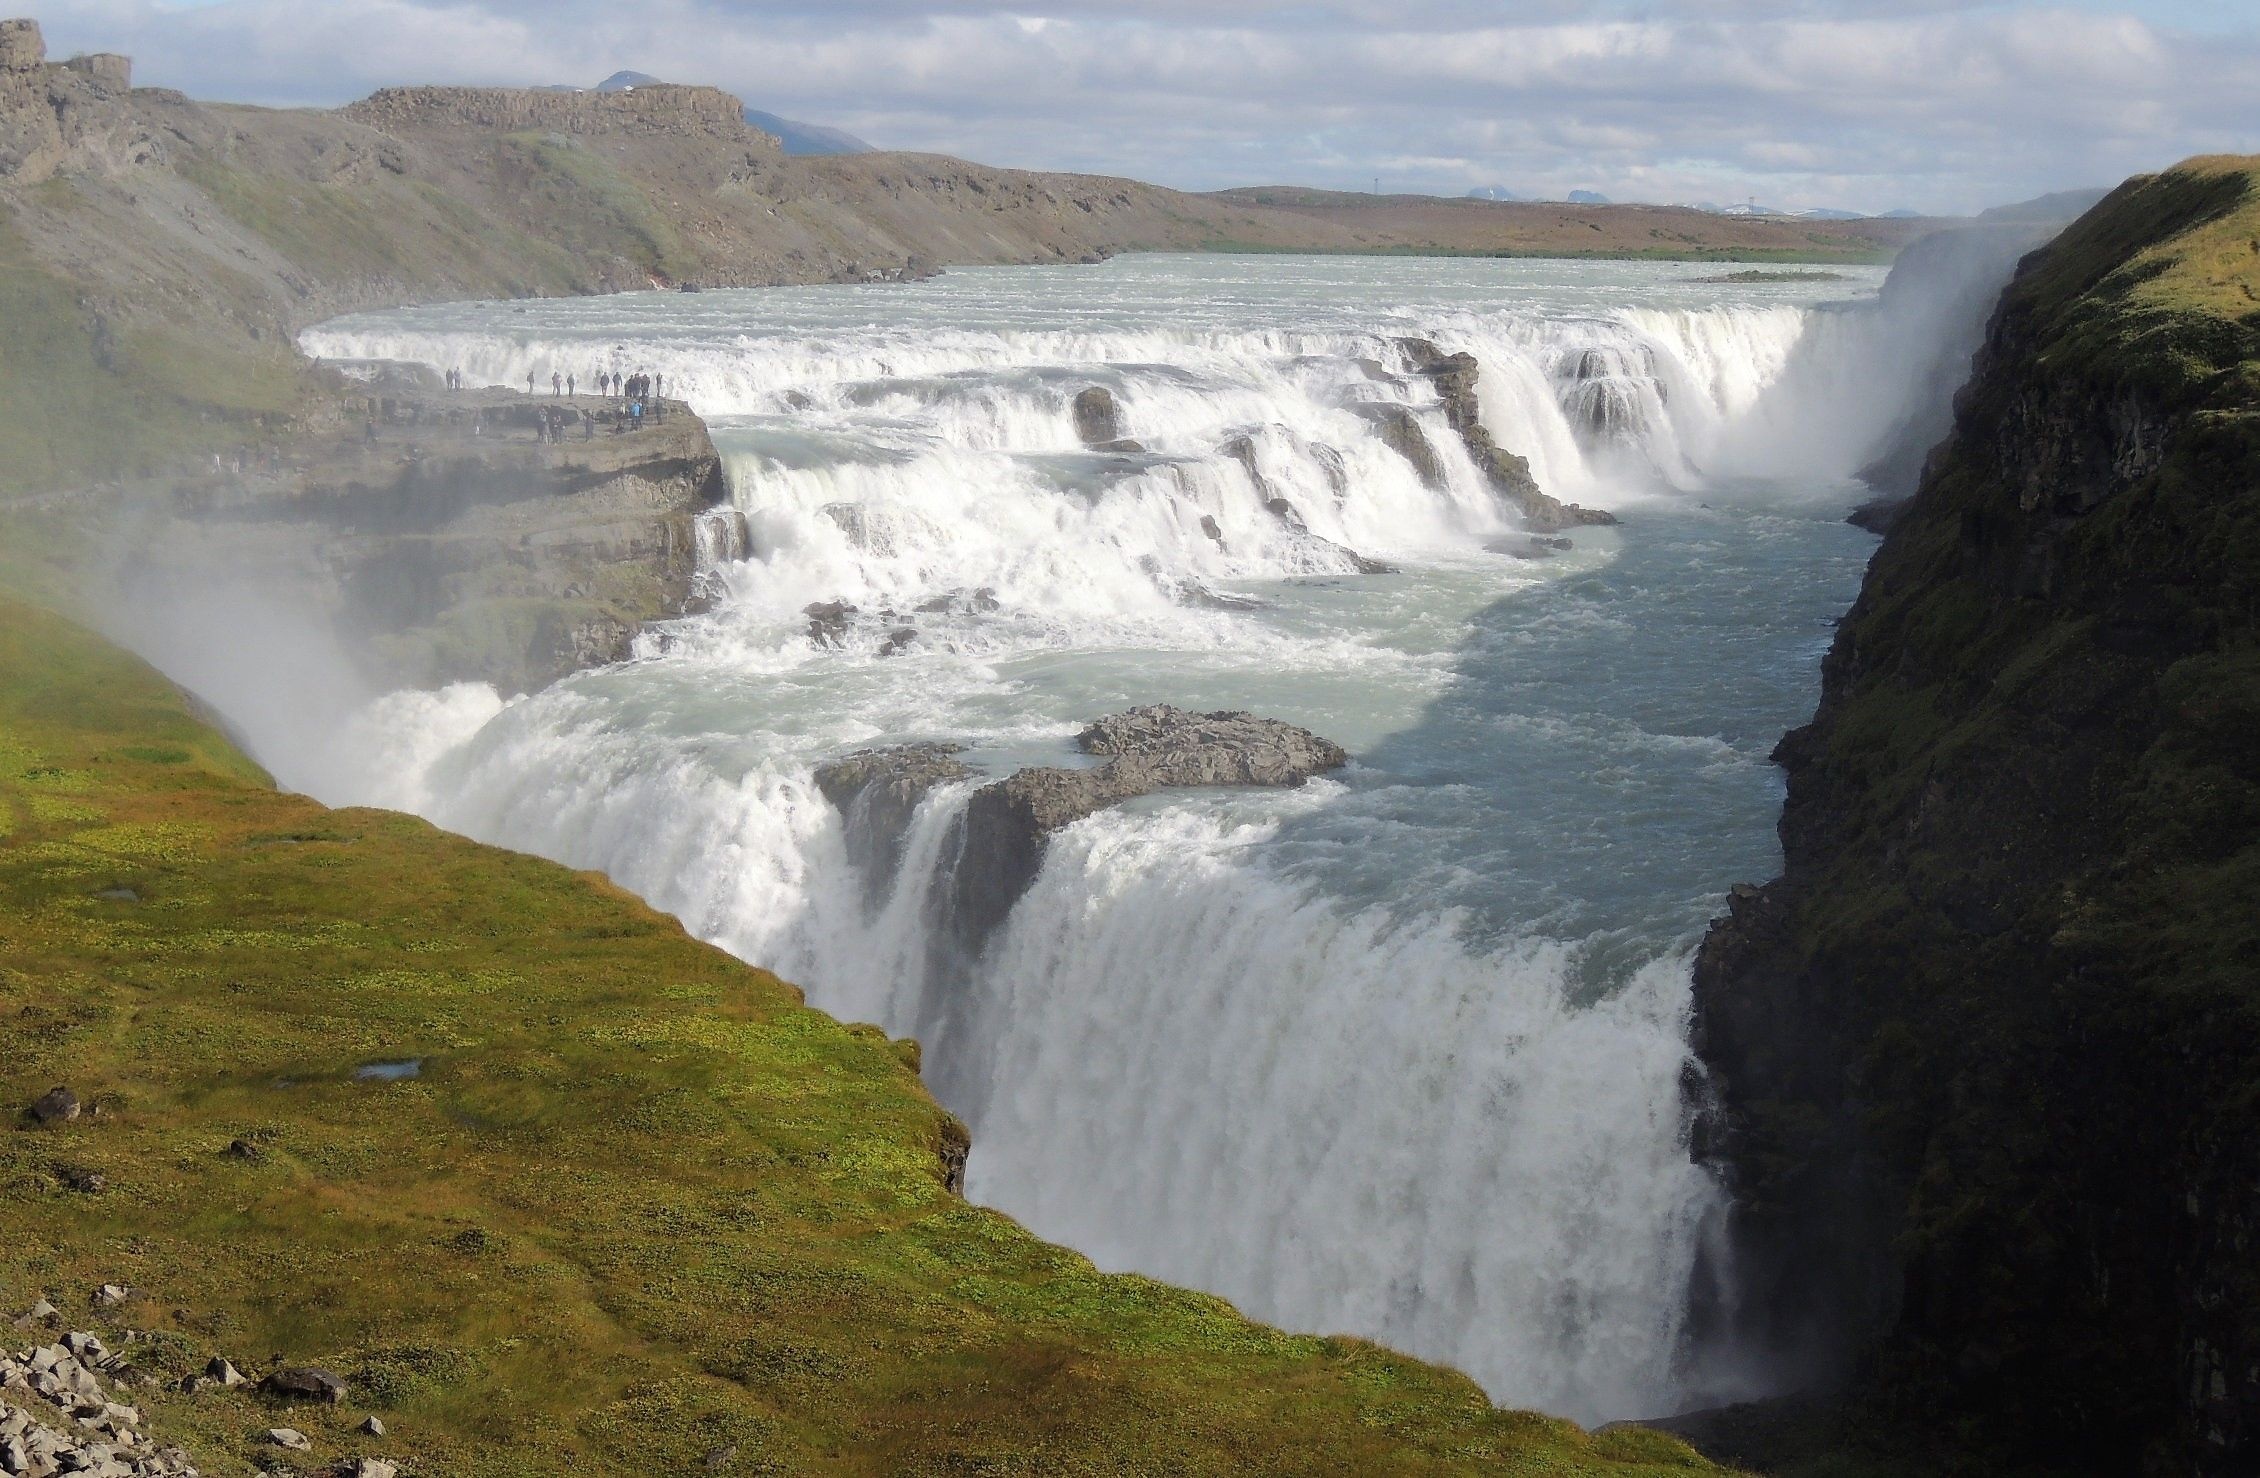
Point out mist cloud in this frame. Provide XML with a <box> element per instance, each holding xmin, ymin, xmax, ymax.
<box><xmin>20</xmin><ymin>0</ymin><xmax>2258</xmax><ymax>212</ymax></box>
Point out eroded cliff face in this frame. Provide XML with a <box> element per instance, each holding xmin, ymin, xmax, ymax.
<box><xmin>1692</xmin><ymin>158</ymin><xmax>2260</xmax><ymax>1473</ymax></box>
<box><xmin>122</xmin><ymin>376</ymin><xmax>728</xmax><ymax>694</ymax></box>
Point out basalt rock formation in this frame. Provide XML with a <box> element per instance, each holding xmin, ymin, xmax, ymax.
<box><xmin>815</xmin><ymin>742</ymin><xmax>973</xmax><ymax>903</ymax></box>
<box><xmin>122</xmin><ymin>377</ymin><xmax>727</xmax><ymax>693</ymax></box>
<box><xmin>342</xmin><ymin>83</ymin><xmax>766</xmax><ymax>143</ymax></box>
<box><xmin>819</xmin><ymin>706</ymin><xmax>1349</xmax><ymax>950</ymax></box>
<box><xmin>1690</xmin><ymin>157</ymin><xmax>2260</xmax><ymax>1475</ymax></box>
<box><xmin>1395</xmin><ymin>338</ymin><xmax>1617</xmax><ymax>532</ymax></box>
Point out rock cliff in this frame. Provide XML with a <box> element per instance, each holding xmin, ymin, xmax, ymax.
<box><xmin>1396</xmin><ymin>337</ymin><xmax>1617</xmax><ymax>531</ymax></box>
<box><xmin>342</xmin><ymin>83</ymin><xmax>772</xmax><ymax>143</ymax></box>
<box><xmin>818</xmin><ymin>706</ymin><xmax>1349</xmax><ymax>950</ymax></box>
<box><xmin>1690</xmin><ymin>156</ymin><xmax>2260</xmax><ymax>1474</ymax></box>
<box><xmin>131</xmin><ymin>379</ymin><xmax>728</xmax><ymax>693</ymax></box>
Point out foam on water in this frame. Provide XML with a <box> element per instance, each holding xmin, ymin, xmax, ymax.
<box><xmin>273</xmin><ymin>250</ymin><xmax>2014</xmax><ymax>1422</ymax></box>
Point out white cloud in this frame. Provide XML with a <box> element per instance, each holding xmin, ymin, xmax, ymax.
<box><xmin>18</xmin><ymin>0</ymin><xmax>2258</xmax><ymax>212</ymax></box>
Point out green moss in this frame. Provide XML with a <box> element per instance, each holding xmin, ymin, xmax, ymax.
<box><xmin>497</xmin><ymin>134</ymin><xmax>699</xmax><ymax>283</ymax></box>
<box><xmin>1700</xmin><ymin>155</ymin><xmax>2260</xmax><ymax>1472</ymax></box>
<box><xmin>0</xmin><ymin>593</ymin><xmax>1730</xmax><ymax>1476</ymax></box>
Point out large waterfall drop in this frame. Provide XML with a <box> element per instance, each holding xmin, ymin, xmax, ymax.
<box><xmin>279</xmin><ymin>250</ymin><xmax>1994</xmax><ymax>1422</ymax></box>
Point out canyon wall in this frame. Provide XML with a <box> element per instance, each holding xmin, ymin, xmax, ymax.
<box><xmin>137</xmin><ymin>377</ymin><xmax>728</xmax><ymax>694</ymax></box>
<box><xmin>1692</xmin><ymin>157</ymin><xmax>2260</xmax><ymax>1474</ymax></box>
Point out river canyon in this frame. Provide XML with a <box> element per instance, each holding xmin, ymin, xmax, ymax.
<box><xmin>115</xmin><ymin>244</ymin><xmax>2011</xmax><ymax>1427</ymax></box>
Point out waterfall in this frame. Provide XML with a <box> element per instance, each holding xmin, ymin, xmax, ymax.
<box><xmin>259</xmin><ymin>253</ymin><xmax>2012</xmax><ymax>1426</ymax></box>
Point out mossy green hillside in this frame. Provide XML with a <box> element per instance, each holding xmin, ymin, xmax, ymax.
<box><xmin>0</xmin><ymin>593</ymin><xmax>1728</xmax><ymax>1476</ymax></box>
<box><xmin>1692</xmin><ymin>156</ymin><xmax>2260</xmax><ymax>1472</ymax></box>
<box><xmin>0</xmin><ymin>202</ymin><xmax>306</xmax><ymax>497</ymax></box>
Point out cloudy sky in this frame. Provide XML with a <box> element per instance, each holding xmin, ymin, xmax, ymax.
<box><xmin>20</xmin><ymin>0</ymin><xmax>2258</xmax><ymax>214</ymax></box>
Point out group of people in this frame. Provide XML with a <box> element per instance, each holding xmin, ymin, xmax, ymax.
<box><xmin>446</xmin><ymin>365</ymin><xmax>666</xmax><ymax>410</ymax></box>
<box><xmin>532</xmin><ymin>404</ymin><xmax>591</xmax><ymax>443</ymax></box>
<box><xmin>435</xmin><ymin>363</ymin><xmax>667</xmax><ymax>434</ymax></box>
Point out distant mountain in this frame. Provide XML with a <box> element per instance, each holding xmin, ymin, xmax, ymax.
<box><xmin>1718</xmin><ymin>202</ymin><xmax>1785</xmax><ymax>217</ymax></box>
<box><xmin>1565</xmin><ymin>189</ymin><xmax>1611</xmax><ymax>205</ymax></box>
<box><xmin>1465</xmin><ymin>186</ymin><xmax>1521</xmax><ymax>202</ymax></box>
<box><xmin>742</xmin><ymin>109</ymin><xmax>874</xmax><ymax>157</ymax></box>
<box><xmin>1878</xmin><ymin>208</ymin><xmax>1925</xmax><ymax>219</ymax></box>
<box><xmin>588</xmin><ymin>71</ymin><xmax>874</xmax><ymax>155</ymax></box>
<box><xmin>1796</xmin><ymin>207</ymin><xmax>1868</xmax><ymax>221</ymax></box>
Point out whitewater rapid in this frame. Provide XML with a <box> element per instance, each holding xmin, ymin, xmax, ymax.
<box><xmin>275</xmin><ymin>251</ymin><xmax>1993</xmax><ymax>1422</ymax></box>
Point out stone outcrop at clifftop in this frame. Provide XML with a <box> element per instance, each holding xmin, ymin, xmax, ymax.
<box><xmin>342</xmin><ymin>84</ymin><xmax>776</xmax><ymax>146</ymax></box>
<box><xmin>0</xmin><ymin>19</ymin><xmax>148</xmax><ymax>183</ymax></box>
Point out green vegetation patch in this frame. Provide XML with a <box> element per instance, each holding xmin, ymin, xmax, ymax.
<box><xmin>0</xmin><ymin>198</ymin><xmax>305</xmax><ymax>497</ymax></box>
<box><xmin>0</xmin><ymin>593</ymin><xmax>1728</xmax><ymax>1476</ymax></box>
<box><xmin>495</xmin><ymin>133</ymin><xmax>699</xmax><ymax>284</ymax></box>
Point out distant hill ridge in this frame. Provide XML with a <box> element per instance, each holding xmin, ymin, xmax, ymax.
<box><xmin>0</xmin><ymin>13</ymin><xmax>1943</xmax><ymax>504</ymax></box>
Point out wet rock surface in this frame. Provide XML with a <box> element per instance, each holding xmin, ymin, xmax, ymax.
<box><xmin>1395</xmin><ymin>337</ymin><xmax>1617</xmax><ymax>531</ymax></box>
<box><xmin>1071</xmin><ymin>386</ymin><xmax>1122</xmax><ymax>446</ymax></box>
<box><xmin>815</xmin><ymin>743</ymin><xmax>975</xmax><ymax>904</ymax></box>
<box><xmin>949</xmin><ymin>705</ymin><xmax>1345</xmax><ymax>945</ymax></box>
<box><xmin>822</xmin><ymin>706</ymin><xmax>1348</xmax><ymax>955</ymax></box>
<box><xmin>803</xmin><ymin>600</ymin><xmax>857</xmax><ymax>648</ymax></box>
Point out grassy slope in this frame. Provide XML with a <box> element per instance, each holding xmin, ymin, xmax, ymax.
<box><xmin>0</xmin><ymin>592</ymin><xmax>1726</xmax><ymax>1477</ymax></box>
<box><xmin>0</xmin><ymin>202</ymin><xmax>305</xmax><ymax>495</ymax></box>
<box><xmin>1700</xmin><ymin>156</ymin><xmax>2260</xmax><ymax>1472</ymax></box>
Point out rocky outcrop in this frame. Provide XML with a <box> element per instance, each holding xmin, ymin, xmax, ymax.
<box><xmin>1689</xmin><ymin>159</ymin><xmax>2260</xmax><ymax>1474</ymax></box>
<box><xmin>0</xmin><ymin>19</ymin><xmax>153</xmax><ymax>184</ymax></box>
<box><xmin>820</xmin><ymin>706</ymin><xmax>1348</xmax><ymax>950</ymax></box>
<box><xmin>1360</xmin><ymin>403</ymin><xmax>1450</xmax><ymax>491</ymax></box>
<box><xmin>1394</xmin><ymin>339</ymin><xmax>1616</xmax><ymax>531</ymax></box>
<box><xmin>134</xmin><ymin>378</ymin><xmax>728</xmax><ymax>693</ymax></box>
<box><xmin>341</xmin><ymin>84</ymin><xmax>774</xmax><ymax>147</ymax></box>
<box><xmin>1071</xmin><ymin>386</ymin><xmax>1124</xmax><ymax>447</ymax></box>
<box><xmin>3</xmin><ymin>1322</ymin><xmax>201</xmax><ymax>1476</ymax></box>
<box><xmin>815</xmin><ymin>743</ymin><xmax>973</xmax><ymax>902</ymax></box>
<box><xmin>952</xmin><ymin>706</ymin><xmax>1346</xmax><ymax>946</ymax></box>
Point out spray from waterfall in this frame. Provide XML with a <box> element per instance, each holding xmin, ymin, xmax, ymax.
<box><xmin>98</xmin><ymin>248</ymin><xmax>2042</xmax><ymax>1426</ymax></box>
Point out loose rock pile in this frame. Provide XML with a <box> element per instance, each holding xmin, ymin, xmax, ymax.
<box><xmin>0</xmin><ymin>1329</ymin><xmax>196</xmax><ymax>1477</ymax></box>
<box><xmin>5</xmin><ymin>1287</ymin><xmax>398</xmax><ymax>1478</ymax></box>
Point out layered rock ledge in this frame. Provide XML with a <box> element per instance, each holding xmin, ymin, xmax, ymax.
<box><xmin>342</xmin><ymin>84</ymin><xmax>773</xmax><ymax>146</ymax></box>
<box><xmin>1396</xmin><ymin>337</ymin><xmax>1616</xmax><ymax>532</ymax></box>
<box><xmin>137</xmin><ymin>370</ymin><xmax>728</xmax><ymax>693</ymax></box>
<box><xmin>817</xmin><ymin>705</ymin><xmax>1348</xmax><ymax>947</ymax></box>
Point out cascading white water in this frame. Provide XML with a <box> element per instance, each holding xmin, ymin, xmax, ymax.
<box><xmin>270</xmin><ymin>249</ymin><xmax>2014</xmax><ymax>1424</ymax></box>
